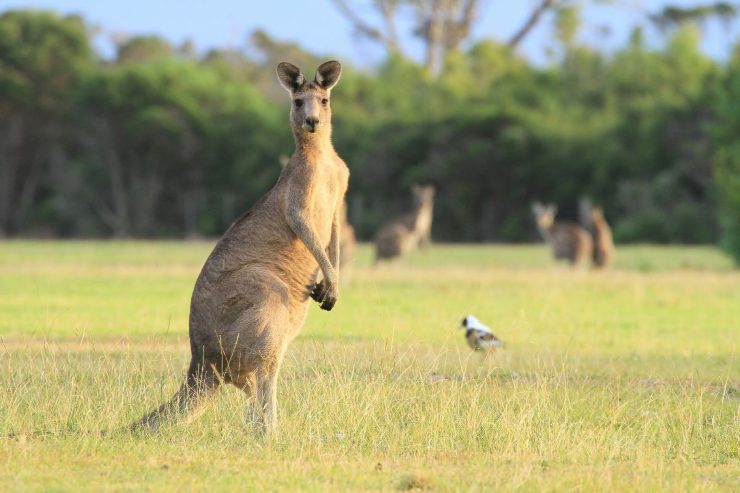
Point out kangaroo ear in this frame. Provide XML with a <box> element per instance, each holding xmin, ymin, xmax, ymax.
<box><xmin>315</xmin><ymin>60</ymin><xmax>342</xmax><ymax>90</ymax></box>
<box><xmin>277</xmin><ymin>62</ymin><xmax>305</xmax><ymax>93</ymax></box>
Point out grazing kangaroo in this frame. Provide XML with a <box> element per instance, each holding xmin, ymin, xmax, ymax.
<box><xmin>531</xmin><ymin>202</ymin><xmax>592</xmax><ymax>267</ymax></box>
<box><xmin>374</xmin><ymin>184</ymin><xmax>435</xmax><ymax>262</ymax></box>
<box><xmin>132</xmin><ymin>61</ymin><xmax>349</xmax><ymax>435</ymax></box>
<box><xmin>590</xmin><ymin>207</ymin><xmax>614</xmax><ymax>268</ymax></box>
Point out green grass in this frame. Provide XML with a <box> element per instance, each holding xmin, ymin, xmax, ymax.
<box><xmin>0</xmin><ymin>241</ymin><xmax>738</xmax><ymax>491</ymax></box>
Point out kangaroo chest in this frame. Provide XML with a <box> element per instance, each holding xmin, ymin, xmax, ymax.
<box><xmin>309</xmin><ymin>166</ymin><xmax>345</xmax><ymax>244</ymax></box>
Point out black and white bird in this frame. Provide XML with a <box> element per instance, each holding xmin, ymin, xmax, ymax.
<box><xmin>461</xmin><ymin>315</ymin><xmax>504</xmax><ymax>351</ymax></box>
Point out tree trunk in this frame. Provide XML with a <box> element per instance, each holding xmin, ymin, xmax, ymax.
<box><xmin>0</xmin><ymin>118</ymin><xmax>23</xmax><ymax>235</ymax></box>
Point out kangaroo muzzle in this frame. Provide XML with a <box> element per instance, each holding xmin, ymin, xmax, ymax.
<box><xmin>303</xmin><ymin>116</ymin><xmax>319</xmax><ymax>132</ymax></box>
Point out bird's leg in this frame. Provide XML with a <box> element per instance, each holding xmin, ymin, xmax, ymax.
<box><xmin>478</xmin><ymin>349</ymin><xmax>488</xmax><ymax>364</ymax></box>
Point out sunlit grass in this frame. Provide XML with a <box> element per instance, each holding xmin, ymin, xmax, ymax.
<box><xmin>0</xmin><ymin>241</ymin><xmax>738</xmax><ymax>491</ymax></box>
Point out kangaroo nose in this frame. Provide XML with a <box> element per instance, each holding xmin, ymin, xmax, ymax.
<box><xmin>304</xmin><ymin>116</ymin><xmax>319</xmax><ymax>131</ymax></box>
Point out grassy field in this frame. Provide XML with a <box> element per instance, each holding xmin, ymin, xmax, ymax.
<box><xmin>0</xmin><ymin>241</ymin><xmax>738</xmax><ymax>491</ymax></box>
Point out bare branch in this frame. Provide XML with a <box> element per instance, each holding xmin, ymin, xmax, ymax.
<box><xmin>331</xmin><ymin>0</ymin><xmax>481</xmax><ymax>75</ymax></box>
<box><xmin>376</xmin><ymin>0</ymin><xmax>402</xmax><ymax>51</ymax></box>
<box><xmin>330</xmin><ymin>0</ymin><xmax>404</xmax><ymax>56</ymax></box>
<box><xmin>507</xmin><ymin>0</ymin><xmax>558</xmax><ymax>49</ymax></box>
<box><xmin>444</xmin><ymin>0</ymin><xmax>480</xmax><ymax>50</ymax></box>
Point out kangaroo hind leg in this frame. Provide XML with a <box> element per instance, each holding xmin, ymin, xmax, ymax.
<box><xmin>243</xmin><ymin>368</ymin><xmax>282</xmax><ymax>436</ymax></box>
<box><xmin>242</xmin><ymin>286</ymin><xmax>291</xmax><ymax>436</ymax></box>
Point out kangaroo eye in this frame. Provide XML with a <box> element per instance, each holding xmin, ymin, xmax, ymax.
<box><xmin>321</xmin><ymin>98</ymin><xmax>329</xmax><ymax>106</ymax></box>
<box><xmin>294</xmin><ymin>99</ymin><xmax>303</xmax><ymax>108</ymax></box>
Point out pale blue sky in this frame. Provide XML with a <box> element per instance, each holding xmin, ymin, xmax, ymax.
<box><xmin>2</xmin><ymin>1</ymin><xmax>738</xmax><ymax>66</ymax></box>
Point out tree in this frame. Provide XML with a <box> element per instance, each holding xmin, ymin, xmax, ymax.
<box><xmin>711</xmin><ymin>45</ymin><xmax>740</xmax><ymax>262</ymax></box>
<box><xmin>247</xmin><ymin>29</ymin><xmax>324</xmax><ymax>99</ymax></box>
<box><xmin>331</xmin><ymin>0</ymin><xmax>482</xmax><ymax>76</ymax></box>
<box><xmin>0</xmin><ymin>11</ymin><xmax>93</xmax><ymax>235</ymax></box>
<box><xmin>75</xmin><ymin>59</ymin><xmax>287</xmax><ymax>237</ymax></box>
<box><xmin>115</xmin><ymin>35</ymin><xmax>174</xmax><ymax>63</ymax></box>
<box><xmin>650</xmin><ymin>3</ymin><xmax>737</xmax><ymax>32</ymax></box>
<box><xmin>330</xmin><ymin>1</ymin><xmax>621</xmax><ymax>76</ymax></box>
<box><xmin>0</xmin><ymin>6</ymin><xmax>735</xmax><ymax>246</ymax></box>
<box><xmin>508</xmin><ymin>0</ymin><xmax>559</xmax><ymax>49</ymax></box>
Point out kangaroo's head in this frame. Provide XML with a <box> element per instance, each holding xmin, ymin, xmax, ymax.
<box><xmin>531</xmin><ymin>201</ymin><xmax>557</xmax><ymax>229</ymax></box>
<box><xmin>276</xmin><ymin>60</ymin><xmax>342</xmax><ymax>136</ymax></box>
<box><xmin>411</xmin><ymin>184</ymin><xmax>435</xmax><ymax>209</ymax></box>
<box><xmin>591</xmin><ymin>207</ymin><xmax>605</xmax><ymax>223</ymax></box>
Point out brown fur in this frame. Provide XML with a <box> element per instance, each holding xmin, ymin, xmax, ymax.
<box><xmin>532</xmin><ymin>202</ymin><xmax>593</xmax><ymax>266</ymax></box>
<box><xmin>280</xmin><ymin>158</ymin><xmax>355</xmax><ymax>283</ymax></box>
<box><xmin>590</xmin><ymin>208</ymin><xmax>614</xmax><ymax>268</ymax></box>
<box><xmin>374</xmin><ymin>184</ymin><xmax>435</xmax><ymax>261</ymax></box>
<box><xmin>132</xmin><ymin>61</ymin><xmax>349</xmax><ymax>435</ymax></box>
<box><xmin>338</xmin><ymin>201</ymin><xmax>356</xmax><ymax>283</ymax></box>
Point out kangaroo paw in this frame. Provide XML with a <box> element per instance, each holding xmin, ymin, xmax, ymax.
<box><xmin>320</xmin><ymin>296</ymin><xmax>336</xmax><ymax>311</ymax></box>
<box><xmin>310</xmin><ymin>281</ymin><xmax>327</xmax><ymax>303</ymax></box>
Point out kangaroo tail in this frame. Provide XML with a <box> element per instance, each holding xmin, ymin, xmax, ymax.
<box><xmin>130</xmin><ymin>364</ymin><xmax>219</xmax><ymax>433</ymax></box>
<box><xmin>131</xmin><ymin>383</ymin><xmax>189</xmax><ymax>432</ymax></box>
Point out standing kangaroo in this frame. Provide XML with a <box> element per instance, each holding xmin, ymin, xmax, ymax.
<box><xmin>374</xmin><ymin>184</ymin><xmax>435</xmax><ymax>261</ymax></box>
<box><xmin>590</xmin><ymin>207</ymin><xmax>614</xmax><ymax>268</ymax></box>
<box><xmin>531</xmin><ymin>202</ymin><xmax>592</xmax><ymax>267</ymax></box>
<box><xmin>133</xmin><ymin>61</ymin><xmax>349</xmax><ymax>435</ymax></box>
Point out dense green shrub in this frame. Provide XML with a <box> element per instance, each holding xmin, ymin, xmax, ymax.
<box><xmin>0</xmin><ymin>10</ymin><xmax>736</xmax><ymax>252</ymax></box>
<box><xmin>711</xmin><ymin>47</ymin><xmax>740</xmax><ymax>262</ymax></box>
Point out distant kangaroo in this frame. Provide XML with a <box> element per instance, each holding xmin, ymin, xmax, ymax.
<box><xmin>374</xmin><ymin>184</ymin><xmax>435</xmax><ymax>262</ymax></box>
<box><xmin>590</xmin><ymin>207</ymin><xmax>614</xmax><ymax>268</ymax></box>
<box><xmin>531</xmin><ymin>202</ymin><xmax>592</xmax><ymax>267</ymax></box>
<box><xmin>133</xmin><ymin>61</ymin><xmax>349</xmax><ymax>435</ymax></box>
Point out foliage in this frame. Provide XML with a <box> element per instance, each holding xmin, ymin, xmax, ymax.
<box><xmin>73</xmin><ymin>60</ymin><xmax>286</xmax><ymax>237</ymax></box>
<box><xmin>0</xmin><ymin>11</ymin><xmax>93</xmax><ymax>235</ymax></box>
<box><xmin>711</xmin><ymin>45</ymin><xmax>740</xmax><ymax>262</ymax></box>
<box><xmin>0</xmin><ymin>9</ymin><xmax>737</xmax><ymax>248</ymax></box>
<box><xmin>650</xmin><ymin>2</ymin><xmax>737</xmax><ymax>31</ymax></box>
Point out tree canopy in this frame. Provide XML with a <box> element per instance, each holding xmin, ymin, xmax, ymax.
<box><xmin>0</xmin><ymin>8</ymin><xmax>738</xmax><ymax>262</ymax></box>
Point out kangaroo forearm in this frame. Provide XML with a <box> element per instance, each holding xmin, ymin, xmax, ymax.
<box><xmin>313</xmin><ymin>243</ymin><xmax>335</xmax><ymax>280</ymax></box>
<box><xmin>328</xmin><ymin>220</ymin><xmax>340</xmax><ymax>269</ymax></box>
<box><xmin>302</xmin><ymin>228</ymin><xmax>334</xmax><ymax>277</ymax></box>
<box><xmin>287</xmin><ymin>213</ymin><xmax>336</xmax><ymax>282</ymax></box>
<box><xmin>330</xmin><ymin>241</ymin><xmax>339</xmax><ymax>270</ymax></box>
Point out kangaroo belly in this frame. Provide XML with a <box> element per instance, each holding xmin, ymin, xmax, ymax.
<box><xmin>190</xmin><ymin>259</ymin><xmax>311</xmax><ymax>376</ymax></box>
<box><xmin>188</xmin><ymin>195</ymin><xmax>321</xmax><ymax>362</ymax></box>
